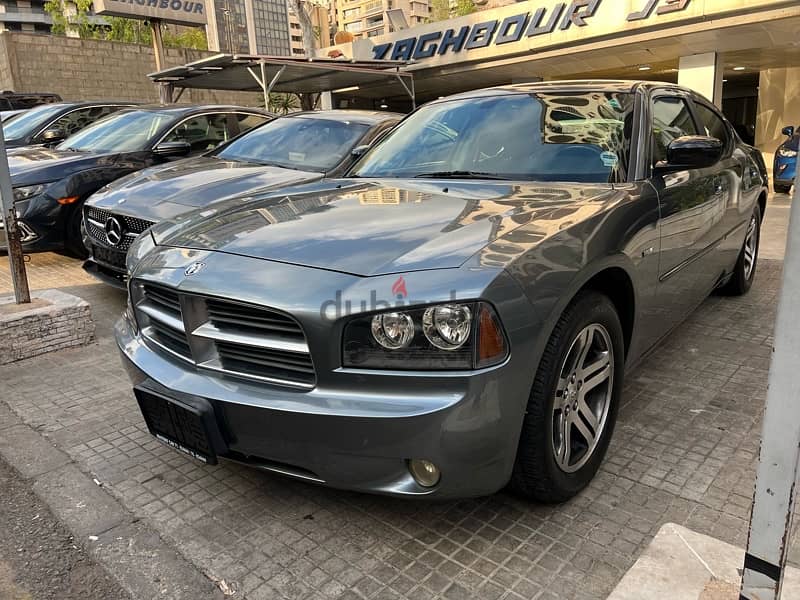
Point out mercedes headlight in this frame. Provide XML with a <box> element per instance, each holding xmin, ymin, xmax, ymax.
<box><xmin>343</xmin><ymin>302</ymin><xmax>508</xmax><ymax>370</ymax></box>
<box><xmin>778</xmin><ymin>147</ymin><xmax>798</xmax><ymax>158</ymax></box>
<box><xmin>13</xmin><ymin>184</ymin><xmax>46</xmax><ymax>202</ymax></box>
<box><xmin>125</xmin><ymin>229</ymin><xmax>156</xmax><ymax>277</ymax></box>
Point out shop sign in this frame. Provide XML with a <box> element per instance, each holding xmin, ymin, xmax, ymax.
<box><xmin>372</xmin><ymin>0</ymin><xmax>691</xmax><ymax>61</ymax></box>
<box><xmin>94</xmin><ymin>0</ymin><xmax>207</xmax><ymax>26</ymax></box>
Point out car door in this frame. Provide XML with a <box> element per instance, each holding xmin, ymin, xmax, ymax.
<box><xmin>689</xmin><ymin>97</ymin><xmax>746</xmax><ymax>279</ymax></box>
<box><xmin>648</xmin><ymin>92</ymin><xmax>728</xmax><ymax>335</ymax></box>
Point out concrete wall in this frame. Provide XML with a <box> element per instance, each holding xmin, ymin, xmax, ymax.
<box><xmin>756</xmin><ymin>66</ymin><xmax>800</xmax><ymax>169</ymax></box>
<box><xmin>0</xmin><ymin>32</ymin><xmax>262</xmax><ymax>106</ymax></box>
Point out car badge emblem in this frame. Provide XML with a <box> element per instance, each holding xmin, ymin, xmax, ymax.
<box><xmin>184</xmin><ymin>262</ymin><xmax>205</xmax><ymax>276</ymax></box>
<box><xmin>104</xmin><ymin>216</ymin><xmax>123</xmax><ymax>247</ymax></box>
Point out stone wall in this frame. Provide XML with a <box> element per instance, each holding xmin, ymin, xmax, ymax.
<box><xmin>0</xmin><ymin>32</ymin><xmax>262</xmax><ymax>106</ymax></box>
<box><xmin>0</xmin><ymin>289</ymin><xmax>95</xmax><ymax>365</ymax></box>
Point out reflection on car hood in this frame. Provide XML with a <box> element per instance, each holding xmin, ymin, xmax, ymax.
<box><xmin>7</xmin><ymin>146</ymin><xmax>114</xmax><ymax>184</ymax></box>
<box><xmin>154</xmin><ymin>179</ymin><xmax>620</xmax><ymax>277</ymax></box>
<box><xmin>88</xmin><ymin>156</ymin><xmax>322</xmax><ymax>222</ymax></box>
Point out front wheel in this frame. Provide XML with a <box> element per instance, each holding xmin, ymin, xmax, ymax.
<box><xmin>774</xmin><ymin>183</ymin><xmax>792</xmax><ymax>195</ymax></box>
<box><xmin>509</xmin><ymin>291</ymin><xmax>625</xmax><ymax>503</ymax></box>
<box><xmin>64</xmin><ymin>201</ymin><xmax>89</xmax><ymax>259</ymax></box>
<box><xmin>720</xmin><ymin>204</ymin><xmax>760</xmax><ymax>296</ymax></box>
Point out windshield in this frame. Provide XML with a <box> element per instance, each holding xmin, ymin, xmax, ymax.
<box><xmin>59</xmin><ymin>110</ymin><xmax>174</xmax><ymax>153</ymax></box>
<box><xmin>350</xmin><ymin>92</ymin><xmax>635</xmax><ymax>183</ymax></box>
<box><xmin>215</xmin><ymin>116</ymin><xmax>370</xmax><ymax>172</ymax></box>
<box><xmin>2</xmin><ymin>103</ymin><xmax>69</xmax><ymax>141</ymax></box>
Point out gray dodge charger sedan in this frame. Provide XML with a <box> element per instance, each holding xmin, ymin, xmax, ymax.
<box><xmin>116</xmin><ymin>81</ymin><xmax>767</xmax><ymax>501</ymax></box>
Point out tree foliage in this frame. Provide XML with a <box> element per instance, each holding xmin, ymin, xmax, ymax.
<box><xmin>428</xmin><ymin>0</ymin><xmax>474</xmax><ymax>21</ymax></box>
<box><xmin>44</xmin><ymin>0</ymin><xmax>207</xmax><ymax>49</ymax></box>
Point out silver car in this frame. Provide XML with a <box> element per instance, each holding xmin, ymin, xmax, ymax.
<box><xmin>116</xmin><ymin>81</ymin><xmax>767</xmax><ymax>501</ymax></box>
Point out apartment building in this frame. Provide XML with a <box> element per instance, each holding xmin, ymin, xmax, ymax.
<box><xmin>289</xmin><ymin>4</ymin><xmax>331</xmax><ymax>56</ymax></box>
<box><xmin>333</xmin><ymin>0</ymin><xmax>430</xmax><ymax>41</ymax></box>
<box><xmin>206</xmin><ymin>0</ymin><xmax>291</xmax><ymax>55</ymax></box>
<box><xmin>0</xmin><ymin>0</ymin><xmax>53</xmax><ymax>33</ymax></box>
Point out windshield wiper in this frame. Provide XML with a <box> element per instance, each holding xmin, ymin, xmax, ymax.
<box><xmin>414</xmin><ymin>170</ymin><xmax>511</xmax><ymax>180</ymax></box>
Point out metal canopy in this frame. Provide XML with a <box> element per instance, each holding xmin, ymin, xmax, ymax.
<box><xmin>148</xmin><ymin>54</ymin><xmax>415</xmax><ymax>107</ymax></box>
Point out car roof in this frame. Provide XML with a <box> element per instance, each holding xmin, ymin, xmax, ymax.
<box><xmin>131</xmin><ymin>104</ymin><xmax>272</xmax><ymax>116</ymax></box>
<box><xmin>289</xmin><ymin>109</ymin><xmax>403</xmax><ymax>125</ymax></box>
<box><xmin>432</xmin><ymin>80</ymin><xmax>695</xmax><ymax>103</ymax></box>
<box><xmin>27</xmin><ymin>100</ymin><xmax>140</xmax><ymax>110</ymax></box>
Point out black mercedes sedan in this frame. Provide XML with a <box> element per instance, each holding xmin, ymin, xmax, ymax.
<box><xmin>1</xmin><ymin>104</ymin><xmax>270</xmax><ymax>256</ymax></box>
<box><xmin>82</xmin><ymin>110</ymin><xmax>400</xmax><ymax>286</ymax></box>
<box><xmin>2</xmin><ymin>101</ymin><xmax>137</xmax><ymax>149</ymax></box>
<box><xmin>117</xmin><ymin>81</ymin><xmax>768</xmax><ymax>501</ymax></box>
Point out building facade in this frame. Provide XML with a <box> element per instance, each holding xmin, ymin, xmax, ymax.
<box><xmin>333</xmin><ymin>0</ymin><xmax>430</xmax><ymax>41</ymax></box>
<box><xmin>206</xmin><ymin>0</ymin><xmax>292</xmax><ymax>55</ymax></box>
<box><xmin>0</xmin><ymin>0</ymin><xmax>53</xmax><ymax>33</ymax></box>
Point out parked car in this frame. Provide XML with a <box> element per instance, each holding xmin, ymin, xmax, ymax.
<box><xmin>82</xmin><ymin>110</ymin><xmax>401</xmax><ymax>287</ymax></box>
<box><xmin>773</xmin><ymin>125</ymin><xmax>798</xmax><ymax>194</ymax></box>
<box><xmin>1</xmin><ymin>101</ymin><xmax>138</xmax><ymax>149</ymax></box>
<box><xmin>1</xmin><ymin>105</ymin><xmax>271</xmax><ymax>256</ymax></box>
<box><xmin>117</xmin><ymin>81</ymin><xmax>767</xmax><ymax>501</ymax></box>
<box><xmin>1</xmin><ymin>109</ymin><xmax>26</xmax><ymax>122</ymax></box>
<box><xmin>0</xmin><ymin>91</ymin><xmax>61</xmax><ymax>110</ymax></box>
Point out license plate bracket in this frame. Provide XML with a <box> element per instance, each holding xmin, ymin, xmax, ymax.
<box><xmin>134</xmin><ymin>387</ymin><xmax>219</xmax><ymax>465</ymax></box>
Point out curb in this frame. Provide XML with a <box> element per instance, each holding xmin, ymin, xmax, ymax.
<box><xmin>0</xmin><ymin>401</ymin><xmax>224</xmax><ymax>600</ymax></box>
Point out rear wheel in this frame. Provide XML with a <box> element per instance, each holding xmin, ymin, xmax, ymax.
<box><xmin>64</xmin><ymin>201</ymin><xmax>89</xmax><ymax>259</ymax></box>
<box><xmin>720</xmin><ymin>204</ymin><xmax>760</xmax><ymax>296</ymax></box>
<box><xmin>509</xmin><ymin>291</ymin><xmax>625</xmax><ymax>503</ymax></box>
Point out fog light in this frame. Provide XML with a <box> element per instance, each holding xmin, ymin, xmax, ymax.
<box><xmin>408</xmin><ymin>459</ymin><xmax>441</xmax><ymax>487</ymax></box>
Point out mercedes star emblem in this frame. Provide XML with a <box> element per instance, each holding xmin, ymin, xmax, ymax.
<box><xmin>104</xmin><ymin>216</ymin><xmax>123</xmax><ymax>247</ymax></box>
<box><xmin>184</xmin><ymin>262</ymin><xmax>205</xmax><ymax>276</ymax></box>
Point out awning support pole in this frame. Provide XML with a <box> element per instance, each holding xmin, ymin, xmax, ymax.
<box><xmin>394</xmin><ymin>70</ymin><xmax>415</xmax><ymax>109</ymax></box>
<box><xmin>173</xmin><ymin>87</ymin><xmax>186</xmax><ymax>103</ymax></box>
<box><xmin>740</xmin><ymin>157</ymin><xmax>800</xmax><ymax>599</ymax></box>
<box><xmin>247</xmin><ymin>63</ymin><xmax>286</xmax><ymax>111</ymax></box>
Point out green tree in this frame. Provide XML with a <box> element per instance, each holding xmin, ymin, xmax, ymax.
<box><xmin>268</xmin><ymin>93</ymin><xmax>299</xmax><ymax>115</ymax></box>
<box><xmin>453</xmin><ymin>0</ymin><xmax>475</xmax><ymax>17</ymax></box>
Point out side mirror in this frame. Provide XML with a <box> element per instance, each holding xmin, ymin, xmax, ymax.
<box><xmin>40</xmin><ymin>128</ymin><xmax>66</xmax><ymax>144</ymax></box>
<box><xmin>350</xmin><ymin>144</ymin><xmax>370</xmax><ymax>159</ymax></box>
<box><xmin>153</xmin><ymin>141</ymin><xmax>191</xmax><ymax>157</ymax></box>
<box><xmin>782</xmin><ymin>125</ymin><xmax>795</xmax><ymax>138</ymax></box>
<box><xmin>659</xmin><ymin>135</ymin><xmax>724</xmax><ymax>171</ymax></box>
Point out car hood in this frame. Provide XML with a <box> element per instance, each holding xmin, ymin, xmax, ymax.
<box><xmin>153</xmin><ymin>179</ymin><xmax>619</xmax><ymax>277</ymax></box>
<box><xmin>88</xmin><ymin>156</ymin><xmax>322</xmax><ymax>222</ymax></box>
<box><xmin>7</xmin><ymin>146</ymin><xmax>115</xmax><ymax>184</ymax></box>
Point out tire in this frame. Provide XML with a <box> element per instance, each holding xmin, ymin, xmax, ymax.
<box><xmin>774</xmin><ymin>183</ymin><xmax>791</xmax><ymax>195</ymax></box>
<box><xmin>509</xmin><ymin>291</ymin><xmax>625</xmax><ymax>503</ymax></box>
<box><xmin>64</xmin><ymin>201</ymin><xmax>89</xmax><ymax>259</ymax></box>
<box><xmin>719</xmin><ymin>204</ymin><xmax>761</xmax><ymax>296</ymax></box>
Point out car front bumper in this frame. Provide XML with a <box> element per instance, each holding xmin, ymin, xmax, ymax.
<box><xmin>115</xmin><ymin>311</ymin><xmax>530</xmax><ymax>499</ymax></box>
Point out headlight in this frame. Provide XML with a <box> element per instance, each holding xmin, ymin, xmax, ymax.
<box><xmin>778</xmin><ymin>147</ymin><xmax>798</xmax><ymax>158</ymax></box>
<box><xmin>125</xmin><ymin>230</ymin><xmax>156</xmax><ymax>277</ymax></box>
<box><xmin>343</xmin><ymin>302</ymin><xmax>508</xmax><ymax>370</ymax></box>
<box><xmin>13</xmin><ymin>184</ymin><xmax>46</xmax><ymax>202</ymax></box>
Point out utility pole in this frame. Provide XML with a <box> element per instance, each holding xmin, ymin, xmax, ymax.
<box><xmin>150</xmin><ymin>19</ymin><xmax>173</xmax><ymax>104</ymax></box>
<box><xmin>0</xmin><ymin>120</ymin><xmax>30</xmax><ymax>304</ymax></box>
<box><xmin>740</xmin><ymin>162</ymin><xmax>800</xmax><ymax>599</ymax></box>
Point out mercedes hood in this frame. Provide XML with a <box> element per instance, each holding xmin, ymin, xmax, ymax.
<box><xmin>87</xmin><ymin>156</ymin><xmax>323</xmax><ymax>222</ymax></box>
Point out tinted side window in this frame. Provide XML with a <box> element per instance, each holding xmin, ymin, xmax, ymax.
<box><xmin>694</xmin><ymin>102</ymin><xmax>730</xmax><ymax>147</ymax></box>
<box><xmin>652</xmin><ymin>96</ymin><xmax>698</xmax><ymax>164</ymax></box>
<box><xmin>164</xmin><ymin>114</ymin><xmax>232</xmax><ymax>153</ymax></box>
<box><xmin>230</xmin><ymin>113</ymin><xmax>269</xmax><ymax>137</ymax></box>
<box><xmin>47</xmin><ymin>105</ymin><xmax>120</xmax><ymax>138</ymax></box>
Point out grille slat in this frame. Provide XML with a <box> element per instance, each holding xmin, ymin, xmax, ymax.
<box><xmin>135</xmin><ymin>282</ymin><xmax>316</xmax><ymax>388</ymax></box>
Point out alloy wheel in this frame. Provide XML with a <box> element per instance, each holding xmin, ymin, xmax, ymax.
<box><xmin>743</xmin><ymin>214</ymin><xmax>758</xmax><ymax>281</ymax></box>
<box><xmin>551</xmin><ymin>324</ymin><xmax>614</xmax><ymax>473</ymax></box>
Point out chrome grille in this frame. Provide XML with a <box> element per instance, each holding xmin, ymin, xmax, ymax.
<box><xmin>134</xmin><ymin>282</ymin><xmax>315</xmax><ymax>389</ymax></box>
<box><xmin>84</xmin><ymin>205</ymin><xmax>155</xmax><ymax>251</ymax></box>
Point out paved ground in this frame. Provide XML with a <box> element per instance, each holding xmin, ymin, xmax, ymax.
<box><xmin>0</xmin><ymin>193</ymin><xmax>793</xmax><ymax>599</ymax></box>
<box><xmin>0</xmin><ymin>456</ymin><xmax>132</xmax><ymax>600</ymax></box>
